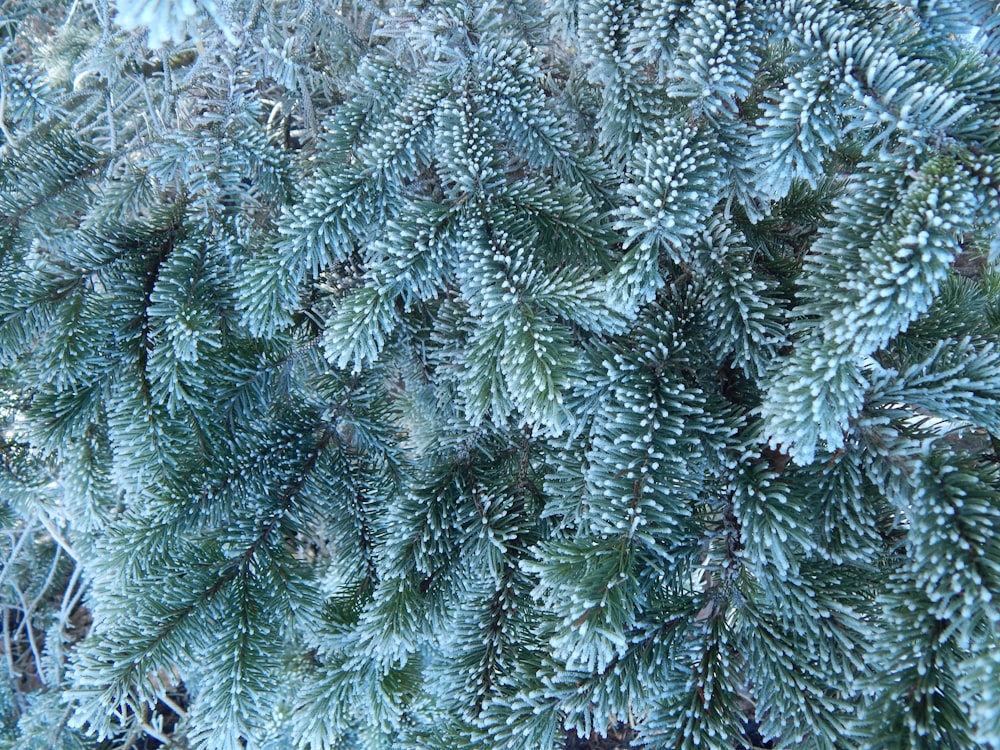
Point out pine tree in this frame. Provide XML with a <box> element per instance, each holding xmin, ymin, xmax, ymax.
<box><xmin>2</xmin><ymin>1</ymin><xmax>1000</xmax><ymax>748</ymax></box>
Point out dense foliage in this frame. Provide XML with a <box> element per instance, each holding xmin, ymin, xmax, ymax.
<box><xmin>2</xmin><ymin>1</ymin><xmax>1000</xmax><ymax>748</ymax></box>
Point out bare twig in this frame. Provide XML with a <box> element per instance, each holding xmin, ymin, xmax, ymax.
<box><xmin>9</xmin><ymin>581</ymin><xmax>45</xmax><ymax>685</ymax></box>
<box><xmin>2</xmin><ymin>606</ymin><xmax>17</xmax><ymax>680</ymax></box>
<box><xmin>58</xmin><ymin>563</ymin><xmax>83</xmax><ymax>624</ymax></box>
<box><xmin>30</xmin><ymin>546</ymin><xmax>63</xmax><ymax>614</ymax></box>
<box><xmin>61</xmin><ymin>0</ymin><xmax>81</xmax><ymax>29</ymax></box>
<box><xmin>140</xmin><ymin>721</ymin><xmax>171</xmax><ymax>745</ymax></box>
<box><xmin>0</xmin><ymin>517</ymin><xmax>38</xmax><ymax>591</ymax></box>
<box><xmin>158</xmin><ymin>690</ymin><xmax>188</xmax><ymax>719</ymax></box>
<box><xmin>35</xmin><ymin>512</ymin><xmax>80</xmax><ymax>564</ymax></box>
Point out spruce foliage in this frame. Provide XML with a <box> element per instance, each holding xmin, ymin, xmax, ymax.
<box><xmin>2</xmin><ymin>1</ymin><xmax>1000</xmax><ymax>748</ymax></box>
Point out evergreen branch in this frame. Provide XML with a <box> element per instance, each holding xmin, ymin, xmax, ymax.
<box><xmin>237</xmin><ymin>422</ymin><xmax>335</xmax><ymax>564</ymax></box>
<box><xmin>134</xmin><ymin>220</ymin><xmax>182</xmax><ymax>404</ymax></box>
<box><xmin>4</xmin><ymin>3</ymin><xmax>1000</xmax><ymax>748</ymax></box>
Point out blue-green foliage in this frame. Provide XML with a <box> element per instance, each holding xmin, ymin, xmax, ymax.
<box><xmin>2</xmin><ymin>1</ymin><xmax>1000</xmax><ymax>749</ymax></box>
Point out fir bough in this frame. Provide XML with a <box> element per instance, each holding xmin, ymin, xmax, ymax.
<box><xmin>2</xmin><ymin>1</ymin><xmax>1000</xmax><ymax>749</ymax></box>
